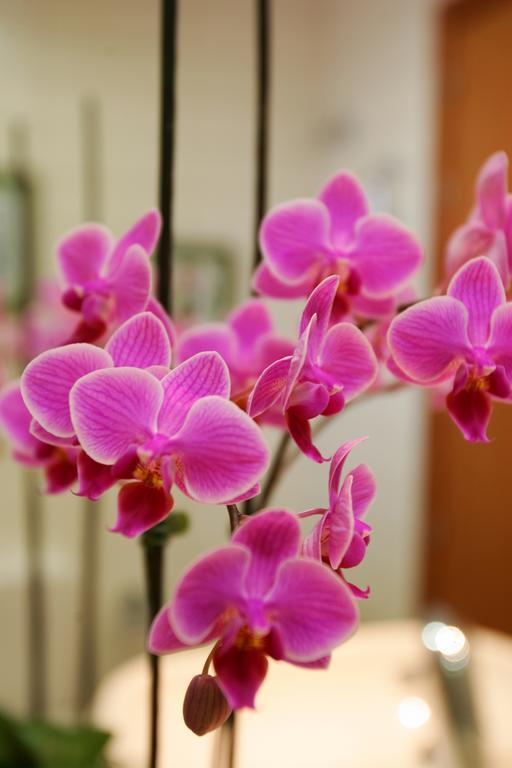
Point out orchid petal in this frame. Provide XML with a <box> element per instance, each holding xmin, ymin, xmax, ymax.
<box><xmin>328</xmin><ymin>438</ymin><xmax>367</xmax><ymax>508</ymax></box>
<box><xmin>106</xmin><ymin>312</ymin><xmax>171</xmax><ymax>368</ymax></box>
<box><xmin>109</xmin><ymin>245</ymin><xmax>152</xmax><ymax>322</ymax></box>
<box><xmin>171</xmin><ymin>545</ymin><xmax>249</xmax><ymax>644</ymax></box>
<box><xmin>446</xmin><ymin>386</ymin><xmax>491</xmax><ymax>443</ymax></box>
<box><xmin>170</xmin><ymin>396</ymin><xmax>269</xmax><ymax>503</ymax></box>
<box><xmin>352</xmin><ymin>214</ymin><xmax>422</xmax><ymax>296</ymax></box>
<box><xmin>0</xmin><ymin>381</ymin><xmax>41</xmax><ymax>454</ymax></box>
<box><xmin>45</xmin><ymin>452</ymin><xmax>78</xmax><ymax>494</ymax></box>
<box><xmin>21</xmin><ymin>344</ymin><xmax>112</xmax><ymax>437</ymax></box>
<box><xmin>266</xmin><ymin>559</ymin><xmax>358</xmax><ymax>662</ymax></box>
<box><xmin>299</xmin><ymin>275</ymin><xmax>339</xmax><ymax>341</ymax></box>
<box><xmin>285</xmin><ymin>407</ymin><xmax>328</xmax><ymax>464</ymax></box>
<box><xmin>158</xmin><ymin>352</ymin><xmax>230</xmax><ymax>436</ymax></box>
<box><xmin>214</xmin><ymin>644</ymin><xmax>268</xmax><ymax>710</ymax></box>
<box><xmin>70</xmin><ymin>367</ymin><xmax>163</xmax><ymax>464</ymax></box>
<box><xmin>318</xmin><ymin>172</ymin><xmax>368</xmax><ymax>246</ymax></box>
<box><xmin>76</xmin><ymin>451</ymin><xmax>116</xmax><ymax>500</ymax></box>
<box><xmin>110</xmin><ymin>482</ymin><xmax>173</xmax><ymax>537</ymax></box>
<box><xmin>476</xmin><ymin>151</ymin><xmax>508</xmax><ymax>230</ymax></box>
<box><xmin>229</xmin><ymin>300</ymin><xmax>273</xmax><ymax>355</ymax></box>
<box><xmin>445</xmin><ymin>221</ymin><xmax>495</xmax><ymax>279</ymax></box>
<box><xmin>252</xmin><ymin>263</ymin><xmax>313</xmax><ymax>298</ymax></box>
<box><xmin>57</xmin><ymin>224</ymin><xmax>112</xmax><ymax>286</ymax></box>
<box><xmin>319</xmin><ymin>323</ymin><xmax>377</xmax><ymax>399</ymax></box>
<box><xmin>448</xmin><ymin>257</ymin><xmax>505</xmax><ymax>345</ymax></box>
<box><xmin>388</xmin><ymin>297</ymin><xmax>471</xmax><ymax>382</ymax></box>
<box><xmin>232</xmin><ymin>509</ymin><xmax>301</xmax><ymax>598</ymax></box>
<box><xmin>349</xmin><ymin>464</ymin><xmax>376</xmax><ymax>518</ymax></box>
<box><xmin>177</xmin><ymin>325</ymin><xmax>234</xmax><ymax>367</ymax></box>
<box><xmin>108</xmin><ymin>209</ymin><xmax>161</xmax><ymax>273</ymax></box>
<box><xmin>247</xmin><ymin>357</ymin><xmax>291</xmax><ymax>418</ymax></box>
<box><xmin>260</xmin><ymin>199</ymin><xmax>329</xmax><ymax>282</ymax></box>
<box><xmin>301</xmin><ymin>517</ymin><xmax>324</xmax><ymax>561</ymax></box>
<box><xmin>148</xmin><ymin>605</ymin><xmax>189</xmax><ymax>654</ymax></box>
<box><xmin>487</xmin><ymin>303</ymin><xmax>512</xmax><ymax>380</ymax></box>
<box><xmin>327</xmin><ymin>475</ymin><xmax>354</xmax><ymax>569</ymax></box>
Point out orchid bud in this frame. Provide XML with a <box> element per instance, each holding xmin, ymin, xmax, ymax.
<box><xmin>182</xmin><ymin>674</ymin><xmax>232</xmax><ymax>736</ymax></box>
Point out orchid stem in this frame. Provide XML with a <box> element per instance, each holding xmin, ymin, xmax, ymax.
<box><xmin>252</xmin><ymin>0</ymin><xmax>271</xmax><ymax>274</ymax></box>
<box><xmin>227</xmin><ymin>504</ymin><xmax>241</xmax><ymax>533</ymax></box>
<box><xmin>250</xmin><ymin>430</ymin><xmax>290</xmax><ymax>513</ymax></box>
<box><xmin>24</xmin><ymin>472</ymin><xmax>46</xmax><ymax>717</ymax></box>
<box><xmin>143</xmin><ymin>1</ymin><xmax>179</xmax><ymax>766</ymax></box>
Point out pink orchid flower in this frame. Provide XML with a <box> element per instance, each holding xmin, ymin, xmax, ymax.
<box><xmin>58</xmin><ymin>210</ymin><xmax>161</xmax><ymax>342</ymax></box>
<box><xmin>253</xmin><ymin>172</ymin><xmax>422</xmax><ymax>320</ymax></box>
<box><xmin>300</xmin><ymin>439</ymin><xmax>376</xmax><ymax>599</ymax></box>
<box><xmin>445</xmin><ymin>152</ymin><xmax>512</xmax><ymax>286</ymax></box>
<box><xmin>149</xmin><ymin>508</ymin><xmax>358</xmax><ymax>709</ymax></box>
<box><xmin>248</xmin><ymin>276</ymin><xmax>378</xmax><ymax>461</ymax></box>
<box><xmin>68</xmin><ymin>352</ymin><xmax>268</xmax><ymax>537</ymax></box>
<box><xmin>177</xmin><ymin>299</ymin><xmax>294</xmax><ymax>411</ymax></box>
<box><xmin>388</xmin><ymin>257</ymin><xmax>512</xmax><ymax>442</ymax></box>
<box><xmin>0</xmin><ymin>381</ymin><xmax>78</xmax><ymax>493</ymax></box>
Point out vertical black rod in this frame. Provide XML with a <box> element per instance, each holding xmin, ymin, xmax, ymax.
<box><xmin>75</xmin><ymin>96</ymin><xmax>102</xmax><ymax>718</ymax></box>
<box><xmin>157</xmin><ymin>0</ymin><xmax>179</xmax><ymax>315</ymax></box>
<box><xmin>252</xmin><ymin>0</ymin><xmax>271</xmax><ymax>272</ymax></box>
<box><xmin>144</xmin><ymin>3</ymin><xmax>179</xmax><ymax>767</ymax></box>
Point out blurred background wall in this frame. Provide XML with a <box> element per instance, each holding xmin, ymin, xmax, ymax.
<box><xmin>0</xmin><ymin>0</ymin><xmax>437</xmax><ymax>718</ymax></box>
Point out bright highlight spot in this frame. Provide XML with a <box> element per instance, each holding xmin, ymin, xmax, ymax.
<box><xmin>398</xmin><ymin>697</ymin><xmax>431</xmax><ymax>729</ymax></box>
<box><xmin>435</xmin><ymin>625</ymin><xmax>467</xmax><ymax>657</ymax></box>
<box><xmin>422</xmin><ymin>621</ymin><xmax>446</xmax><ymax>651</ymax></box>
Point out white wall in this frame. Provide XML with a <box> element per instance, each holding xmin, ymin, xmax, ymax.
<box><xmin>0</xmin><ymin>0</ymin><xmax>436</xmax><ymax>717</ymax></box>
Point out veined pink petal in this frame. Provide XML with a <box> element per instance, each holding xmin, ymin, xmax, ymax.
<box><xmin>388</xmin><ymin>297</ymin><xmax>471</xmax><ymax>382</ymax></box>
<box><xmin>266</xmin><ymin>559</ymin><xmax>358</xmax><ymax>662</ymax></box>
<box><xmin>229</xmin><ymin>300</ymin><xmax>273</xmax><ymax>356</ymax></box>
<box><xmin>352</xmin><ymin>214</ymin><xmax>422</xmax><ymax>296</ymax></box>
<box><xmin>349</xmin><ymin>464</ymin><xmax>376</xmax><ymax>518</ymax></box>
<box><xmin>177</xmin><ymin>324</ymin><xmax>234</xmax><ymax>367</ymax></box>
<box><xmin>446</xmin><ymin>386</ymin><xmax>491</xmax><ymax>443</ymax></box>
<box><xmin>106</xmin><ymin>312</ymin><xmax>171</xmax><ymax>368</ymax></box>
<box><xmin>327</xmin><ymin>475</ymin><xmax>354</xmax><ymax>569</ymax></box>
<box><xmin>301</xmin><ymin>517</ymin><xmax>324</xmax><ymax>561</ymax></box>
<box><xmin>487</xmin><ymin>303</ymin><xmax>512</xmax><ymax>380</ymax></box>
<box><xmin>252</xmin><ymin>263</ymin><xmax>313</xmax><ymax>299</ymax></box>
<box><xmin>0</xmin><ymin>381</ymin><xmax>41</xmax><ymax>454</ymax></box>
<box><xmin>318</xmin><ymin>172</ymin><xmax>368</xmax><ymax>247</ymax></box>
<box><xmin>232</xmin><ymin>509</ymin><xmax>301</xmax><ymax>598</ymax></box>
<box><xmin>445</xmin><ymin>221</ymin><xmax>495</xmax><ymax>279</ymax></box>
<box><xmin>260</xmin><ymin>199</ymin><xmax>329</xmax><ymax>282</ymax></box>
<box><xmin>30</xmin><ymin>419</ymin><xmax>76</xmax><ymax>447</ymax></box>
<box><xmin>319</xmin><ymin>323</ymin><xmax>378</xmax><ymax>399</ymax></box>
<box><xmin>107</xmin><ymin>209</ymin><xmax>161</xmax><ymax>273</ymax></box>
<box><xmin>448</xmin><ymin>257</ymin><xmax>505</xmax><ymax>345</ymax></box>
<box><xmin>299</xmin><ymin>275</ymin><xmax>339</xmax><ymax>341</ymax></box>
<box><xmin>110</xmin><ymin>482</ymin><xmax>173</xmax><ymax>537</ymax></box>
<box><xmin>284</xmin><ymin>318</ymin><xmax>316</xmax><ymax>405</ymax></box>
<box><xmin>158</xmin><ymin>352</ymin><xmax>230</xmax><ymax>436</ymax></box>
<box><xmin>76</xmin><ymin>451</ymin><xmax>116</xmax><ymax>500</ymax></box>
<box><xmin>214</xmin><ymin>644</ymin><xmax>268</xmax><ymax>710</ymax></box>
<box><xmin>247</xmin><ymin>357</ymin><xmax>291</xmax><ymax>418</ymax></box>
<box><xmin>350</xmin><ymin>293</ymin><xmax>397</xmax><ymax>320</ymax></box>
<box><xmin>146</xmin><ymin>297</ymin><xmax>176</xmax><ymax>347</ymax></box>
<box><xmin>169</xmin><ymin>396</ymin><xmax>269</xmax><ymax>503</ymax></box>
<box><xmin>21</xmin><ymin>344</ymin><xmax>112</xmax><ymax>437</ymax></box>
<box><xmin>57</xmin><ymin>224</ymin><xmax>112</xmax><ymax>286</ymax></box>
<box><xmin>171</xmin><ymin>545</ymin><xmax>250</xmax><ymax>644</ymax></box>
<box><xmin>328</xmin><ymin>438</ymin><xmax>367</xmax><ymax>508</ymax></box>
<box><xmin>109</xmin><ymin>245</ymin><xmax>152</xmax><ymax>322</ymax></box>
<box><xmin>285</xmin><ymin>407</ymin><xmax>328</xmax><ymax>464</ymax></box>
<box><xmin>148</xmin><ymin>605</ymin><xmax>189</xmax><ymax>654</ymax></box>
<box><xmin>70</xmin><ymin>367</ymin><xmax>163</xmax><ymax>464</ymax></box>
<box><xmin>476</xmin><ymin>151</ymin><xmax>508</xmax><ymax>230</ymax></box>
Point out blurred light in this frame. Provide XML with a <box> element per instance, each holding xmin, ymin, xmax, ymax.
<box><xmin>397</xmin><ymin>697</ymin><xmax>431</xmax><ymax>729</ymax></box>
<box><xmin>421</xmin><ymin>621</ymin><xmax>446</xmax><ymax>651</ymax></box>
<box><xmin>435</xmin><ymin>625</ymin><xmax>467</xmax><ymax>658</ymax></box>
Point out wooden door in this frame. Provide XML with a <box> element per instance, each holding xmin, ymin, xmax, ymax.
<box><xmin>426</xmin><ymin>0</ymin><xmax>512</xmax><ymax>633</ymax></box>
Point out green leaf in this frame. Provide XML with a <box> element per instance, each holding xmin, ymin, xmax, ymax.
<box><xmin>0</xmin><ymin>712</ymin><xmax>38</xmax><ymax>768</ymax></box>
<box><xmin>18</xmin><ymin>722</ymin><xmax>110</xmax><ymax>768</ymax></box>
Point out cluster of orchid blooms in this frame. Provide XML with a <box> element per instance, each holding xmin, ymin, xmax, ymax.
<box><xmin>0</xmin><ymin>151</ymin><xmax>510</xmax><ymax>733</ymax></box>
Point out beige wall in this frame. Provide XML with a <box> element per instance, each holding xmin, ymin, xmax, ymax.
<box><xmin>0</xmin><ymin>0</ymin><xmax>436</xmax><ymax>717</ymax></box>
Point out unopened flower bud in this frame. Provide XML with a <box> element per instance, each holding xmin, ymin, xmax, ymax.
<box><xmin>182</xmin><ymin>674</ymin><xmax>232</xmax><ymax>736</ymax></box>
